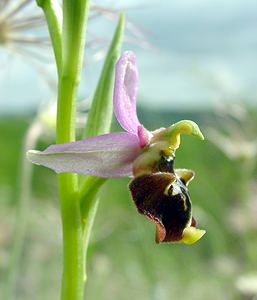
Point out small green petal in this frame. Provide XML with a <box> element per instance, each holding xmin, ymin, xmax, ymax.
<box><xmin>166</xmin><ymin>120</ymin><xmax>205</xmax><ymax>140</ymax></box>
<box><xmin>180</xmin><ymin>227</ymin><xmax>206</xmax><ymax>245</ymax></box>
<box><xmin>175</xmin><ymin>169</ymin><xmax>195</xmax><ymax>186</ymax></box>
<box><xmin>153</xmin><ymin>120</ymin><xmax>204</xmax><ymax>155</ymax></box>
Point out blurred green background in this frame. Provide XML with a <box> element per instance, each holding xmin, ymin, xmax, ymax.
<box><xmin>1</xmin><ymin>1</ymin><xmax>257</xmax><ymax>299</ymax></box>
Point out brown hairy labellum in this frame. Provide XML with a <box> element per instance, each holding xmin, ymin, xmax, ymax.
<box><xmin>129</xmin><ymin>171</ymin><xmax>193</xmax><ymax>243</ymax></box>
<box><xmin>129</xmin><ymin>153</ymin><xmax>205</xmax><ymax>244</ymax></box>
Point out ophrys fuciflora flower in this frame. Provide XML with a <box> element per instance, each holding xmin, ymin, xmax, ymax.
<box><xmin>28</xmin><ymin>51</ymin><xmax>205</xmax><ymax>244</ymax></box>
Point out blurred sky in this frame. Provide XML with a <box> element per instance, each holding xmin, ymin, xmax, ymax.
<box><xmin>1</xmin><ymin>0</ymin><xmax>257</xmax><ymax>114</ymax></box>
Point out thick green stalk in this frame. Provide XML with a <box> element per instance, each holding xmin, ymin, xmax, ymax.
<box><xmin>62</xmin><ymin>0</ymin><xmax>90</xmax><ymax>89</ymax></box>
<box><xmin>56</xmin><ymin>1</ymin><xmax>90</xmax><ymax>300</ymax></box>
<box><xmin>34</xmin><ymin>0</ymin><xmax>85</xmax><ymax>297</ymax></box>
<box><xmin>57</xmin><ymin>72</ymin><xmax>84</xmax><ymax>300</ymax></box>
<box><xmin>57</xmin><ymin>0</ymin><xmax>90</xmax><ymax>144</ymax></box>
<box><xmin>59</xmin><ymin>179</ymin><xmax>84</xmax><ymax>300</ymax></box>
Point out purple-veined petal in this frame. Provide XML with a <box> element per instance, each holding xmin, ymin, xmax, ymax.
<box><xmin>113</xmin><ymin>51</ymin><xmax>141</xmax><ymax>134</ymax></box>
<box><xmin>27</xmin><ymin>132</ymin><xmax>141</xmax><ymax>178</ymax></box>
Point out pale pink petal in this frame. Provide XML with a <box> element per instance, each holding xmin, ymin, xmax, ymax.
<box><xmin>113</xmin><ymin>51</ymin><xmax>141</xmax><ymax>134</ymax></box>
<box><xmin>27</xmin><ymin>132</ymin><xmax>141</xmax><ymax>177</ymax></box>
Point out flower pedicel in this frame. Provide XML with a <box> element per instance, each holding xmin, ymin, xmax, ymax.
<box><xmin>28</xmin><ymin>51</ymin><xmax>205</xmax><ymax>244</ymax></box>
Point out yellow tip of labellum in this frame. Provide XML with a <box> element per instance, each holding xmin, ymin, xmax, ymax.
<box><xmin>180</xmin><ymin>227</ymin><xmax>206</xmax><ymax>245</ymax></box>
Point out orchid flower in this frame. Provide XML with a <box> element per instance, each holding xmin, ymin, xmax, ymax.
<box><xmin>28</xmin><ymin>51</ymin><xmax>206</xmax><ymax>244</ymax></box>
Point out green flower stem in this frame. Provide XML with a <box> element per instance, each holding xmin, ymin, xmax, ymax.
<box><xmin>36</xmin><ymin>0</ymin><xmax>62</xmax><ymax>76</ymax></box>
<box><xmin>56</xmin><ymin>1</ymin><xmax>90</xmax><ymax>299</ymax></box>
<box><xmin>5</xmin><ymin>121</ymin><xmax>43</xmax><ymax>300</ymax></box>
<box><xmin>56</xmin><ymin>77</ymin><xmax>78</xmax><ymax>143</ymax></box>
<box><xmin>37</xmin><ymin>0</ymin><xmax>86</xmax><ymax>296</ymax></box>
<box><xmin>58</xmin><ymin>179</ymin><xmax>84</xmax><ymax>300</ymax></box>
<box><xmin>57</xmin><ymin>75</ymin><xmax>84</xmax><ymax>299</ymax></box>
<box><xmin>62</xmin><ymin>0</ymin><xmax>90</xmax><ymax>89</ymax></box>
<box><xmin>57</xmin><ymin>0</ymin><xmax>90</xmax><ymax>144</ymax></box>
